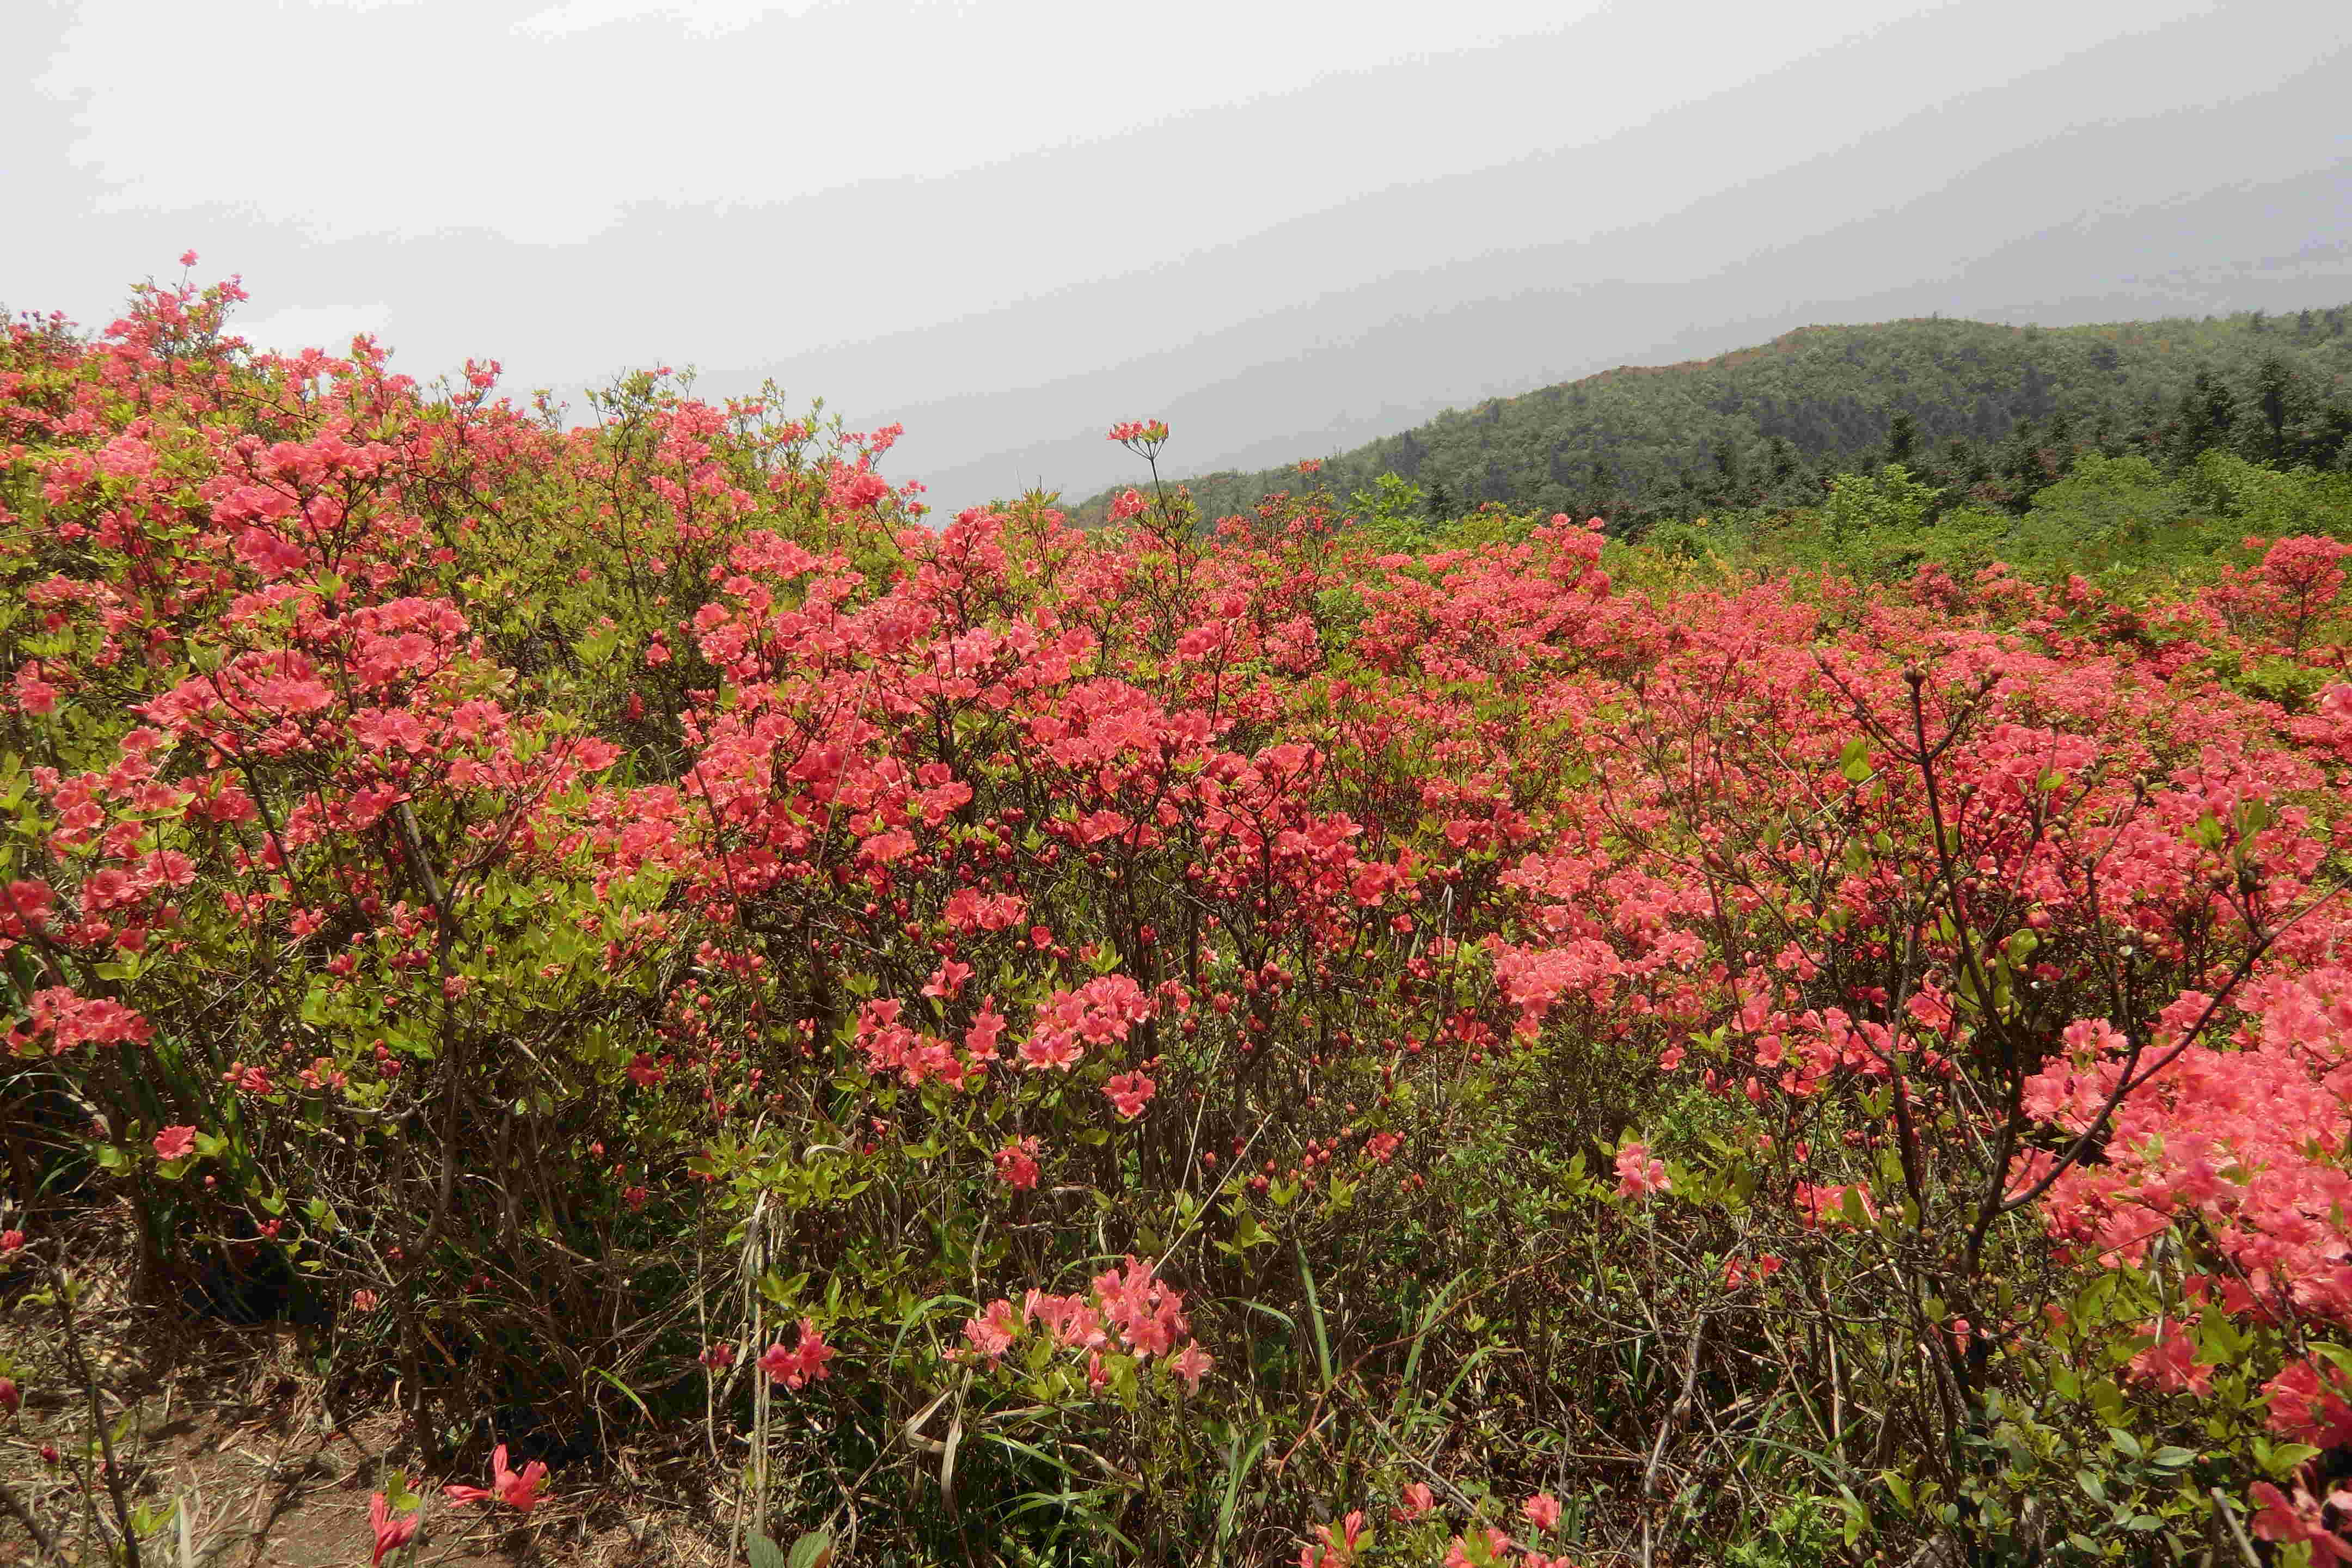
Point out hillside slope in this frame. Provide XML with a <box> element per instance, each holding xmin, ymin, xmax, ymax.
<box><xmin>1073</xmin><ymin>306</ymin><xmax>2352</xmax><ymax>528</ymax></box>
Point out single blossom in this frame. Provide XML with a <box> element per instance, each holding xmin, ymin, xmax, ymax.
<box><xmin>369</xmin><ymin>1492</ymin><xmax>419</xmax><ymax>1566</ymax></box>
<box><xmin>443</xmin><ymin>1443</ymin><xmax>546</xmax><ymax>1512</ymax></box>
<box><xmin>962</xmin><ymin>1298</ymin><xmax>1020</xmax><ymax>1359</ymax></box>
<box><xmin>1614</xmin><ymin>1141</ymin><xmax>1668</xmax><ymax>1198</ymax></box>
<box><xmin>1301</xmin><ymin>1510</ymin><xmax>1367</xmax><ymax>1568</ymax></box>
<box><xmin>1170</xmin><ymin>1339</ymin><xmax>1214</xmax><ymax>1391</ymax></box>
<box><xmin>1103</xmin><ymin>1070</ymin><xmax>1155</xmax><ymax>1120</ymax></box>
<box><xmin>994</xmin><ymin>1136</ymin><xmax>1042</xmax><ymax>1191</ymax></box>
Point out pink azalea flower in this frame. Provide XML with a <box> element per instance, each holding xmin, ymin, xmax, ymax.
<box><xmin>1614</xmin><ymin>1141</ymin><xmax>1668</xmax><ymax>1198</ymax></box>
<box><xmin>758</xmin><ymin>1319</ymin><xmax>836</xmax><ymax>1389</ymax></box>
<box><xmin>368</xmin><ymin>1492</ymin><xmax>419</xmax><ymax>1566</ymax></box>
<box><xmin>1103</xmin><ymin>1070</ymin><xmax>1155</xmax><ymax>1120</ymax></box>
<box><xmin>443</xmin><ymin>1443</ymin><xmax>546</xmax><ymax>1512</ymax></box>
<box><xmin>994</xmin><ymin>1136</ymin><xmax>1042</xmax><ymax>1191</ymax></box>
<box><xmin>1170</xmin><ymin>1339</ymin><xmax>1213</xmax><ymax>1391</ymax></box>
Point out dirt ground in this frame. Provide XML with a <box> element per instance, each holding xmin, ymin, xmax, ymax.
<box><xmin>1</xmin><ymin>1256</ymin><xmax>721</xmax><ymax>1568</ymax></box>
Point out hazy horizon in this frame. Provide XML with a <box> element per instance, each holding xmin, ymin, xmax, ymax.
<box><xmin>10</xmin><ymin>0</ymin><xmax>2349</xmax><ymax>513</ymax></box>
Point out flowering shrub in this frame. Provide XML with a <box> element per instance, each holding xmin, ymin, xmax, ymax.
<box><xmin>4</xmin><ymin>268</ymin><xmax>2352</xmax><ymax>1564</ymax></box>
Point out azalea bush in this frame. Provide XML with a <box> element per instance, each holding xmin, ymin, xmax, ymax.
<box><xmin>4</xmin><ymin>266</ymin><xmax>2352</xmax><ymax>1565</ymax></box>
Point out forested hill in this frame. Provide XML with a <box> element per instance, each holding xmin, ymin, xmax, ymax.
<box><xmin>1069</xmin><ymin>305</ymin><xmax>2352</xmax><ymax>530</ymax></box>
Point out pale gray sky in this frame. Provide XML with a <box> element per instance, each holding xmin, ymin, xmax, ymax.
<box><xmin>9</xmin><ymin>0</ymin><xmax>2349</xmax><ymax>510</ymax></box>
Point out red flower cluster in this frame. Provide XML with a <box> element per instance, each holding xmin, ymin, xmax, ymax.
<box><xmin>959</xmin><ymin>1255</ymin><xmax>1212</xmax><ymax>1392</ymax></box>
<box><xmin>757</xmin><ymin>1318</ymin><xmax>836</xmax><ymax>1390</ymax></box>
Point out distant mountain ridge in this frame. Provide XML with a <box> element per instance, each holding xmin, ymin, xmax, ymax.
<box><xmin>1068</xmin><ymin>306</ymin><xmax>2352</xmax><ymax>530</ymax></box>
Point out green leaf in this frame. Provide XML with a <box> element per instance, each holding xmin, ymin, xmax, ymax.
<box><xmin>1297</xmin><ymin>1246</ymin><xmax>1333</xmax><ymax>1392</ymax></box>
<box><xmin>1839</xmin><ymin>738</ymin><xmax>1872</xmax><ymax>783</ymax></box>
<box><xmin>593</xmin><ymin>1367</ymin><xmax>653</xmax><ymax>1423</ymax></box>
<box><xmin>749</xmin><ymin>1534</ymin><xmax>790</xmax><ymax>1568</ymax></box>
<box><xmin>2261</xmin><ymin>1441</ymin><xmax>2321</xmax><ymax>1477</ymax></box>
<box><xmin>2308</xmin><ymin>1342</ymin><xmax>2352</xmax><ymax>1376</ymax></box>
<box><xmin>1835</xmin><ymin>1485</ymin><xmax>1870</xmax><ymax>1546</ymax></box>
<box><xmin>788</xmin><ymin>1529</ymin><xmax>834</xmax><ymax>1568</ymax></box>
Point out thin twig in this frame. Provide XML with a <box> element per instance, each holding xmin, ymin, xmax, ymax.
<box><xmin>2209</xmin><ymin>1487</ymin><xmax>2263</xmax><ymax>1568</ymax></box>
<box><xmin>54</xmin><ymin>1271</ymin><xmax>141</xmax><ymax>1568</ymax></box>
<box><xmin>1639</xmin><ymin>1311</ymin><xmax>1707</xmax><ymax>1568</ymax></box>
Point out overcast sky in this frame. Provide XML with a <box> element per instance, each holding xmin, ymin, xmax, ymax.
<box><xmin>9</xmin><ymin>0</ymin><xmax>2350</xmax><ymax>511</ymax></box>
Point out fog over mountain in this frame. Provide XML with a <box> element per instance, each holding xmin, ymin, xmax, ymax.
<box><xmin>9</xmin><ymin>0</ymin><xmax>2347</xmax><ymax>514</ymax></box>
<box><xmin>866</xmin><ymin>44</ymin><xmax>2351</xmax><ymax>510</ymax></box>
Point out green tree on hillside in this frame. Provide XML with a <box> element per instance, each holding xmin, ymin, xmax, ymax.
<box><xmin>1885</xmin><ymin>409</ymin><xmax>1918</xmax><ymax>467</ymax></box>
<box><xmin>2175</xmin><ymin>368</ymin><xmax>2238</xmax><ymax>458</ymax></box>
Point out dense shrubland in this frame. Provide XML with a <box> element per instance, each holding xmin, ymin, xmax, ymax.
<box><xmin>4</xmin><ymin>269</ymin><xmax>2352</xmax><ymax>1567</ymax></box>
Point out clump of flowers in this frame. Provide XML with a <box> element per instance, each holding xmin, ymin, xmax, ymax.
<box><xmin>958</xmin><ymin>1255</ymin><xmax>1212</xmax><ymax>1392</ymax></box>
